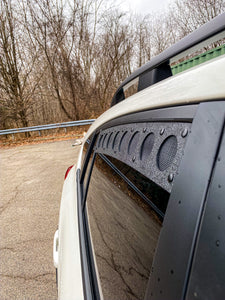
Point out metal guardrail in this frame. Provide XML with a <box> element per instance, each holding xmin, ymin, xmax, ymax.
<box><xmin>0</xmin><ymin>119</ymin><xmax>95</xmax><ymax>137</ymax></box>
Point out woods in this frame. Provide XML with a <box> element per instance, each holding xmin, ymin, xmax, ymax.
<box><xmin>0</xmin><ymin>0</ymin><xmax>224</xmax><ymax>130</ymax></box>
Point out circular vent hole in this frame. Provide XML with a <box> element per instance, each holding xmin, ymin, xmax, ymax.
<box><xmin>106</xmin><ymin>132</ymin><xmax>113</xmax><ymax>149</ymax></box>
<box><xmin>119</xmin><ymin>131</ymin><xmax>128</xmax><ymax>152</ymax></box>
<box><xmin>128</xmin><ymin>131</ymin><xmax>140</xmax><ymax>155</ymax></box>
<box><xmin>112</xmin><ymin>131</ymin><xmax>120</xmax><ymax>149</ymax></box>
<box><xmin>98</xmin><ymin>135</ymin><xmax>103</xmax><ymax>147</ymax></box>
<box><xmin>140</xmin><ymin>133</ymin><xmax>154</xmax><ymax>160</ymax></box>
<box><xmin>157</xmin><ymin>135</ymin><xmax>177</xmax><ymax>171</ymax></box>
<box><xmin>102</xmin><ymin>133</ymin><xmax>108</xmax><ymax>148</ymax></box>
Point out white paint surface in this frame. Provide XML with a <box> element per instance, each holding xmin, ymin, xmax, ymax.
<box><xmin>85</xmin><ymin>55</ymin><xmax>225</xmax><ymax>141</ymax></box>
<box><xmin>58</xmin><ymin>166</ymin><xmax>84</xmax><ymax>300</ymax></box>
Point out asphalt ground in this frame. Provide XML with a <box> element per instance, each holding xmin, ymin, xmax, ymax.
<box><xmin>0</xmin><ymin>140</ymin><xmax>81</xmax><ymax>299</ymax></box>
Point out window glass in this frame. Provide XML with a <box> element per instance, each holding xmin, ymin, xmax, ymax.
<box><xmin>86</xmin><ymin>153</ymin><xmax>169</xmax><ymax>300</ymax></box>
<box><xmin>81</xmin><ymin>139</ymin><xmax>94</xmax><ymax>192</ymax></box>
<box><xmin>123</xmin><ymin>77</ymin><xmax>139</xmax><ymax>99</ymax></box>
<box><xmin>107</xmin><ymin>155</ymin><xmax>169</xmax><ymax>215</ymax></box>
<box><xmin>81</xmin><ymin>140</ymin><xmax>89</xmax><ymax>172</ymax></box>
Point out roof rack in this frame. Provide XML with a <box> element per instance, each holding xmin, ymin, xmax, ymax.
<box><xmin>111</xmin><ymin>12</ymin><xmax>225</xmax><ymax>107</ymax></box>
<box><xmin>171</xmin><ymin>44</ymin><xmax>225</xmax><ymax>75</ymax></box>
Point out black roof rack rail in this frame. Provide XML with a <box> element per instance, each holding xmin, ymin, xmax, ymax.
<box><xmin>111</xmin><ymin>12</ymin><xmax>225</xmax><ymax>107</ymax></box>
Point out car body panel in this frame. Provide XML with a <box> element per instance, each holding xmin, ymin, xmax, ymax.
<box><xmin>58</xmin><ymin>165</ymin><xmax>84</xmax><ymax>300</ymax></box>
<box><xmin>55</xmin><ymin>14</ymin><xmax>225</xmax><ymax>297</ymax></box>
<box><xmin>56</xmin><ymin>54</ymin><xmax>225</xmax><ymax>300</ymax></box>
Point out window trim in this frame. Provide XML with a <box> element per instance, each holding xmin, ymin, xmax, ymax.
<box><xmin>80</xmin><ymin>133</ymin><xmax>97</xmax><ymax>185</ymax></box>
<box><xmin>77</xmin><ymin>168</ymin><xmax>101</xmax><ymax>300</ymax></box>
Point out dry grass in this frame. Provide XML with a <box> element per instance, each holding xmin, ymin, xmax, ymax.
<box><xmin>0</xmin><ymin>127</ymin><xmax>88</xmax><ymax>148</ymax></box>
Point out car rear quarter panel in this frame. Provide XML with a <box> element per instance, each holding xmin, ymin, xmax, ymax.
<box><xmin>58</xmin><ymin>165</ymin><xmax>84</xmax><ymax>300</ymax></box>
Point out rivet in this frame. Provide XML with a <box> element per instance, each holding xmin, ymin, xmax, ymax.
<box><xmin>218</xmin><ymin>184</ymin><xmax>221</xmax><ymax>188</ymax></box>
<box><xmin>216</xmin><ymin>240</ymin><xmax>220</xmax><ymax>247</ymax></box>
<box><xmin>160</xmin><ymin>128</ymin><xmax>165</xmax><ymax>135</ymax></box>
<box><xmin>132</xmin><ymin>156</ymin><xmax>136</xmax><ymax>162</ymax></box>
<box><xmin>218</xmin><ymin>215</ymin><xmax>221</xmax><ymax>220</ymax></box>
<box><xmin>143</xmin><ymin>128</ymin><xmax>147</xmax><ymax>133</ymax></box>
<box><xmin>181</xmin><ymin>128</ymin><xmax>188</xmax><ymax>138</ymax></box>
<box><xmin>178</xmin><ymin>200</ymin><xmax>181</xmax><ymax>204</ymax></box>
<box><xmin>194</xmin><ymin>292</ymin><xmax>198</xmax><ymax>298</ymax></box>
<box><xmin>168</xmin><ymin>173</ymin><xmax>174</xmax><ymax>182</ymax></box>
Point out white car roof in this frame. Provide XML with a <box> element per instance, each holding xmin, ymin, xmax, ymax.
<box><xmin>85</xmin><ymin>55</ymin><xmax>225</xmax><ymax>142</ymax></box>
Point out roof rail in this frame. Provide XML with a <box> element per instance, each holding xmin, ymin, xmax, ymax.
<box><xmin>111</xmin><ymin>12</ymin><xmax>225</xmax><ymax>107</ymax></box>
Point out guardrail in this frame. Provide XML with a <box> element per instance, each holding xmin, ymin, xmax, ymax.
<box><xmin>0</xmin><ymin>119</ymin><xmax>95</xmax><ymax>137</ymax></box>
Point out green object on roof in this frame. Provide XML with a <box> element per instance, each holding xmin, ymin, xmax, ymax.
<box><xmin>171</xmin><ymin>44</ymin><xmax>225</xmax><ymax>75</ymax></box>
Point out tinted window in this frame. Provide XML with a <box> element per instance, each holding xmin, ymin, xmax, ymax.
<box><xmin>86</xmin><ymin>153</ymin><xmax>169</xmax><ymax>300</ymax></box>
<box><xmin>81</xmin><ymin>139</ymin><xmax>95</xmax><ymax>192</ymax></box>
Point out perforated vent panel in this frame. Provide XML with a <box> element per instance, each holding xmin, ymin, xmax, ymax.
<box><xmin>95</xmin><ymin>122</ymin><xmax>191</xmax><ymax>192</ymax></box>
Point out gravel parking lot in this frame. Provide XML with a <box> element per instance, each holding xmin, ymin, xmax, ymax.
<box><xmin>0</xmin><ymin>140</ymin><xmax>80</xmax><ymax>299</ymax></box>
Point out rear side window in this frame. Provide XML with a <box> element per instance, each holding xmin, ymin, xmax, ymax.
<box><xmin>83</xmin><ymin>121</ymin><xmax>190</xmax><ymax>299</ymax></box>
<box><xmin>86</xmin><ymin>153</ymin><xmax>169</xmax><ymax>299</ymax></box>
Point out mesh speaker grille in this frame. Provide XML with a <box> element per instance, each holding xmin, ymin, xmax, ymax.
<box><xmin>157</xmin><ymin>135</ymin><xmax>178</xmax><ymax>171</ymax></box>
<box><xmin>107</xmin><ymin>132</ymin><xmax>113</xmax><ymax>149</ymax></box>
<box><xmin>140</xmin><ymin>133</ymin><xmax>155</xmax><ymax>160</ymax></box>
<box><xmin>128</xmin><ymin>131</ymin><xmax>140</xmax><ymax>155</ymax></box>
<box><xmin>102</xmin><ymin>133</ymin><xmax>108</xmax><ymax>148</ymax></box>
<box><xmin>113</xmin><ymin>131</ymin><xmax>120</xmax><ymax>149</ymax></box>
<box><xmin>119</xmin><ymin>131</ymin><xmax>128</xmax><ymax>152</ymax></box>
<box><xmin>98</xmin><ymin>135</ymin><xmax>103</xmax><ymax>147</ymax></box>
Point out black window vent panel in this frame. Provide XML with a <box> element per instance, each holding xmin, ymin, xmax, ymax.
<box><xmin>94</xmin><ymin>122</ymin><xmax>192</xmax><ymax>193</ymax></box>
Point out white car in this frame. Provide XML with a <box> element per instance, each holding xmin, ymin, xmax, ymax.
<box><xmin>54</xmin><ymin>13</ymin><xmax>225</xmax><ymax>300</ymax></box>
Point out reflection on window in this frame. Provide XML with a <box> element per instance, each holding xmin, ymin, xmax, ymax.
<box><xmin>81</xmin><ymin>140</ymin><xmax>89</xmax><ymax>171</ymax></box>
<box><xmin>123</xmin><ymin>77</ymin><xmax>139</xmax><ymax>99</ymax></box>
<box><xmin>86</xmin><ymin>154</ymin><xmax>169</xmax><ymax>300</ymax></box>
<box><xmin>81</xmin><ymin>140</ymin><xmax>95</xmax><ymax>193</ymax></box>
<box><xmin>106</xmin><ymin>155</ymin><xmax>169</xmax><ymax>215</ymax></box>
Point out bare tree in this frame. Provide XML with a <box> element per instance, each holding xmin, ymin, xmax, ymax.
<box><xmin>93</xmin><ymin>10</ymin><xmax>134</xmax><ymax>110</ymax></box>
<box><xmin>169</xmin><ymin>0</ymin><xmax>225</xmax><ymax>38</ymax></box>
<box><xmin>0</xmin><ymin>0</ymin><xmax>224</xmax><ymax>131</ymax></box>
<box><xmin>26</xmin><ymin>0</ymin><xmax>76</xmax><ymax>119</ymax></box>
<box><xmin>134</xmin><ymin>15</ymin><xmax>152</xmax><ymax>68</ymax></box>
<box><xmin>0</xmin><ymin>0</ymin><xmax>39</xmax><ymax>129</ymax></box>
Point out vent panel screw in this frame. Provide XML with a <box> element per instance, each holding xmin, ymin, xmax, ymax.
<box><xmin>160</xmin><ymin>128</ymin><xmax>165</xmax><ymax>135</ymax></box>
<box><xmin>168</xmin><ymin>173</ymin><xmax>174</xmax><ymax>182</ymax></box>
<box><xmin>181</xmin><ymin>128</ymin><xmax>188</xmax><ymax>138</ymax></box>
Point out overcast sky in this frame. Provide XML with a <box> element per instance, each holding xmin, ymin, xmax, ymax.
<box><xmin>119</xmin><ymin>0</ymin><xmax>173</xmax><ymax>14</ymax></box>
